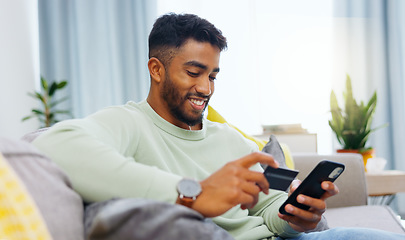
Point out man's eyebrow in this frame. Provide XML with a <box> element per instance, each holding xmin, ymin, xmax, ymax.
<box><xmin>184</xmin><ymin>61</ymin><xmax>220</xmax><ymax>73</ymax></box>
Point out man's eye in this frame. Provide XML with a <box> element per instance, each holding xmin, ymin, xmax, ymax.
<box><xmin>209</xmin><ymin>76</ymin><xmax>217</xmax><ymax>81</ymax></box>
<box><xmin>187</xmin><ymin>71</ymin><xmax>199</xmax><ymax>77</ymax></box>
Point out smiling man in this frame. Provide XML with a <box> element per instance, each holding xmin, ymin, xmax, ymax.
<box><xmin>148</xmin><ymin>39</ymin><xmax>220</xmax><ymax>130</ymax></box>
<box><xmin>33</xmin><ymin>13</ymin><xmax>405</xmax><ymax>240</ymax></box>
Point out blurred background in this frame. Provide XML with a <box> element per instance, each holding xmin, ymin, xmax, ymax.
<box><xmin>1</xmin><ymin>0</ymin><xmax>404</xmax><ymax>216</ymax></box>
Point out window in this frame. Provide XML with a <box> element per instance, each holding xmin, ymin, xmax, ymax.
<box><xmin>157</xmin><ymin>0</ymin><xmax>335</xmax><ymax>154</ymax></box>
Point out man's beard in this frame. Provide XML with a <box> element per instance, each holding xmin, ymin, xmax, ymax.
<box><xmin>161</xmin><ymin>74</ymin><xmax>209</xmax><ymax>127</ymax></box>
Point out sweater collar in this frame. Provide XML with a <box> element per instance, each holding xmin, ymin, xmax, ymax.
<box><xmin>139</xmin><ymin>100</ymin><xmax>206</xmax><ymax>141</ymax></box>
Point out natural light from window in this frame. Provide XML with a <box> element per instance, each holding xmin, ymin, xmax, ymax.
<box><xmin>157</xmin><ymin>0</ymin><xmax>335</xmax><ymax>154</ymax></box>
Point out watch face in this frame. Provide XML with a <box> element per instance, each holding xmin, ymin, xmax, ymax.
<box><xmin>177</xmin><ymin>178</ymin><xmax>202</xmax><ymax>198</ymax></box>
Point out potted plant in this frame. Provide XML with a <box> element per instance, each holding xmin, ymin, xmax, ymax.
<box><xmin>22</xmin><ymin>76</ymin><xmax>72</xmax><ymax>128</ymax></box>
<box><xmin>329</xmin><ymin>74</ymin><xmax>386</xmax><ymax>170</ymax></box>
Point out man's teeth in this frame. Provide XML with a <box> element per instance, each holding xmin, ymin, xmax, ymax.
<box><xmin>190</xmin><ymin>99</ymin><xmax>204</xmax><ymax>106</ymax></box>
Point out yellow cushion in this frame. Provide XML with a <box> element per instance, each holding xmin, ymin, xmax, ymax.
<box><xmin>207</xmin><ymin>105</ymin><xmax>295</xmax><ymax>169</ymax></box>
<box><xmin>0</xmin><ymin>153</ymin><xmax>52</xmax><ymax>240</ymax></box>
<box><xmin>280</xmin><ymin>143</ymin><xmax>295</xmax><ymax>170</ymax></box>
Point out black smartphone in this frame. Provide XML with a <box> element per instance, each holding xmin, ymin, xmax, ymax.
<box><xmin>279</xmin><ymin>160</ymin><xmax>345</xmax><ymax>216</ymax></box>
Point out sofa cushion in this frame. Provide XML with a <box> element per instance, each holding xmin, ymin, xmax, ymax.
<box><xmin>324</xmin><ymin>205</ymin><xmax>405</xmax><ymax>234</ymax></box>
<box><xmin>292</xmin><ymin>153</ymin><xmax>368</xmax><ymax>208</ymax></box>
<box><xmin>0</xmin><ymin>152</ymin><xmax>52</xmax><ymax>239</ymax></box>
<box><xmin>0</xmin><ymin>138</ymin><xmax>84</xmax><ymax>240</ymax></box>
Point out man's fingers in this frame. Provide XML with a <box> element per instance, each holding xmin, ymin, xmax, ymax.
<box><xmin>278</xmin><ymin>211</ymin><xmax>320</xmax><ymax>232</ymax></box>
<box><xmin>278</xmin><ymin>181</ymin><xmax>339</xmax><ymax>232</ymax></box>
<box><xmin>193</xmin><ymin>152</ymin><xmax>280</xmax><ymax>217</ymax></box>
<box><xmin>320</xmin><ymin>181</ymin><xmax>339</xmax><ymax>200</ymax></box>
<box><xmin>235</xmin><ymin>185</ymin><xmax>258</xmax><ymax>208</ymax></box>
<box><xmin>240</xmin><ymin>181</ymin><xmax>260</xmax><ymax>209</ymax></box>
<box><xmin>296</xmin><ymin>194</ymin><xmax>326</xmax><ymax>214</ymax></box>
<box><xmin>289</xmin><ymin>179</ymin><xmax>301</xmax><ymax>196</ymax></box>
<box><xmin>238</xmin><ymin>152</ymin><xmax>279</xmax><ymax>169</ymax></box>
<box><xmin>240</xmin><ymin>181</ymin><xmax>261</xmax><ymax>195</ymax></box>
<box><xmin>283</xmin><ymin>204</ymin><xmax>322</xmax><ymax>222</ymax></box>
<box><xmin>243</xmin><ymin>170</ymin><xmax>269</xmax><ymax>193</ymax></box>
<box><xmin>290</xmin><ymin>179</ymin><xmax>301</xmax><ymax>189</ymax></box>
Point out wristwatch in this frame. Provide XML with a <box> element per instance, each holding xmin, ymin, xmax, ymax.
<box><xmin>176</xmin><ymin>178</ymin><xmax>202</xmax><ymax>208</ymax></box>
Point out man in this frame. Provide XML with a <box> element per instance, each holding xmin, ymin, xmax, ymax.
<box><xmin>33</xmin><ymin>13</ymin><xmax>404</xmax><ymax>240</ymax></box>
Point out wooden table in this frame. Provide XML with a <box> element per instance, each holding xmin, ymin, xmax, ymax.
<box><xmin>365</xmin><ymin>170</ymin><xmax>405</xmax><ymax>205</ymax></box>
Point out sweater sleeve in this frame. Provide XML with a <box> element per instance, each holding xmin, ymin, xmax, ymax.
<box><xmin>245</xmin><ymin>164</ymin><xmax>301</xmax><ymax>238</ymax></box>
<box><xmin>249</xmin><ymin>191</ymin><xmax>302</xmax><ymax>238</ymax></box>
<box><xmin>32</xmin><ymin>106</ymin><xmax>182</xmax><ymax>203</ymax></box>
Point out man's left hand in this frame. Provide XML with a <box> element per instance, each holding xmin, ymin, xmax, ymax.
<box><xmin>278</xmin><ymin>180</ymin><xmax>339</xmax><ymax>232</ymax></box>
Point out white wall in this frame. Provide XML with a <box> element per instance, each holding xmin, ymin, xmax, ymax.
<box><xmin>0</xmin><ymin>0</ymin><xmax>40</xmax><ymax>139</ymax></box>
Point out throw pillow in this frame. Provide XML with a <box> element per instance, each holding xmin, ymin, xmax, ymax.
<box><xmin>0</xmin><ymin>152</ymin><xmax>52</xmax><ymax>240</ymax></box>
<box><xmin>261</xmin><ymin>135</ymin><xmax>287</xmax><ymax>168</ymax></box>
<box><xmin>0</xmin><ymin>138</ymin><xmax>85</xmax><ymax>240</ymax></box>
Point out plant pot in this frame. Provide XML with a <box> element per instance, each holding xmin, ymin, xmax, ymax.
<box><xmin>336</xmin><ymin>149</ymin><xmax>375</xmax><ymax>171</ymax></box>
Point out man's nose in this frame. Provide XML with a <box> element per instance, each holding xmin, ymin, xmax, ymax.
<box><xmin>195</xmin><ymin>76</ymin><xmax>212</xmax><ymax>96</ymax></box>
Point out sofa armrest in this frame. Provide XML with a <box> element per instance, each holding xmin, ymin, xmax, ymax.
<box><xmin>292</xmin><ymin>153</ymin><xmax>367</xmax><ymax>208</ymax></box>
<box><xmin>0</xmin><ymin>138</ymin><xmax>85</xmax><ymax>240</ymax></box>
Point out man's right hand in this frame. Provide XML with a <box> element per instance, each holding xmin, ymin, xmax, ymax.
<box><xmin>190</xmin><ymin>152</ymin><xmax>279</xmax><ymax>218</ymax></box>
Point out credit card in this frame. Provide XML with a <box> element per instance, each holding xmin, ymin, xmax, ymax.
<box><xmin>263</xmin><ymin>166</ymin><xmax>299</xmax><ymax>191</ymax></box>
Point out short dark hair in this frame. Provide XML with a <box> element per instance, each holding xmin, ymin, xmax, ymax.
<box><xmin>148</xmin><ymin>13</ymin><xmax>227</xmax><ymax>66</ymax></box>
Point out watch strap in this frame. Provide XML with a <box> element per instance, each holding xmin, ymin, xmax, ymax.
<box><xmin>176</xmin><ymin>194</ymin><xmax>196</xmax><ymax>208</ymax></box>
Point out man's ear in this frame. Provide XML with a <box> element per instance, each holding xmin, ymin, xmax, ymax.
<box><xmin>148</xmin><ymin>57</ymin><xmax>165</xmax><ymax>83</ymax></box>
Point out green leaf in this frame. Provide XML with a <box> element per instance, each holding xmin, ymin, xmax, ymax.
<box><xmin>41</xmin><ymin>76</ymin><xmax>48</xmax><ymax>91</ymax></box>
<box><xmin>32</xmin><ymin>109</ymin><xmax>45</xmax><ymax>115</ymax></box>
<box><xmin>21</xmin><ymin>115</ymin><xmax>33</xmax><ymax>121</ymax></box>
<box><xmin>57</xmin><ymin>80</ymin><xmax>68</xmax><ymax>89</ymax></box>
<box><xmin>50</xmin><ymin>96</ymin><xmax>69</xmax><ymax>108</ymax></box>
<box><xmin>27</xmin><ymin>92</ymin><xmax>37</xmax><ymax>99</ymax></box>
<box><xmin>49</xmin><ymin>82</ymin><xmax>58</xmax><ymax>96</ymax></box>
<box><xmin>34</xmin><ymin>92</ymin><xmax>46</xmax><ymax>104</ymax></box>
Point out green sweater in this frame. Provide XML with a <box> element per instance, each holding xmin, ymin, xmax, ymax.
<box><xmin>33</xmin><ymin>100</ymin><xmax>300</xmax><ymax>240</ymax></box>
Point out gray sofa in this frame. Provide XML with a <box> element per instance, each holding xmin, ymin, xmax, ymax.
<box><xmin>0</xmin><ymin>137</ymin><xmax>404</xmax><ymax>240</ymax></box>
<box><xmin>293</xmin><ymin>153</ymin><xmax>405</xmax><ymax>234</ymax></box>
<box><xmin>0</xmin><ymin>137</ymin><xmax>85</xmax><ymax>240</ymax></box>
